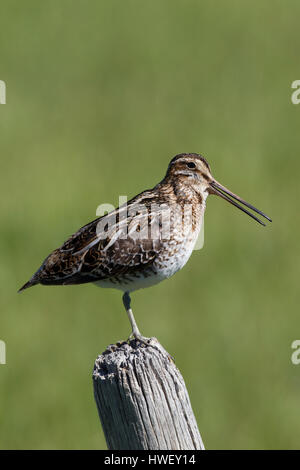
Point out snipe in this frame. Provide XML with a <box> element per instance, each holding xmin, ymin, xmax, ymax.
<box><xmin>19</xmin><ymin>153</ymin><xmax>271</xmax><ymax>342</ymax></box>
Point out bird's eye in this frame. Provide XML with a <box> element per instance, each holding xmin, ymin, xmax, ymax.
<box><xmin>186</xmin><ymin>162</ymin><xmax>196</xmax><ymax>169</ymax></box>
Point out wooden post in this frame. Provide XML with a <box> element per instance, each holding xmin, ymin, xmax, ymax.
<box><xmin>93</xmin><ymin>338</ymin><xmax>205</xmax><ymax>450</ymax></box>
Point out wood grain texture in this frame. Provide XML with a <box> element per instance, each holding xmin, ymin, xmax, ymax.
<box><xmin>93</xmin><ymin>338</ymin><xmax>204</xmax><ymax>450</ymax></box>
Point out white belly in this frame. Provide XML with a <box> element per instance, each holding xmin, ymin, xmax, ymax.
<box><xmin>154</xmin><ymin>232</ymin><xmax>198</xmax><ymax>280</ymax></box>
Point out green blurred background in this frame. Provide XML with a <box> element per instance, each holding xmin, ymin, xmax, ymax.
<box><xmin>0</xmin><ymin>0</ymin><xmax>299</xmax><ymax>449</ymax></box>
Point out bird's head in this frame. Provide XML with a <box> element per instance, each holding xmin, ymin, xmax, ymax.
<box><xmin>166</xmin><ymin>153</ymin><xmax>271</xmax><ymax>226</ymax></box>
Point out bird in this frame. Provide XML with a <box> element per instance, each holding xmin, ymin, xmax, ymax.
<box><xmin>18</xmin><ymin>153</ymin><xmax>271</xmax><ymax>343</ymax></box>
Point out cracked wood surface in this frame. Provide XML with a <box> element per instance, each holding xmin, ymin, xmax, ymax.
<box><xmin>93</xmin><ymin>338</ymin><xmax>204</xmax><ymax>450</ymax></box>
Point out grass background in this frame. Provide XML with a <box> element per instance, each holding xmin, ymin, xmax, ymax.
<box><xmin>0</xmin><ymin>0</ymin><xmax>299</xmax><ymax>449</ymax></box>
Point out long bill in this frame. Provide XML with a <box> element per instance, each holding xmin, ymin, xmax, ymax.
<box><xmin>209</xmin><ymin>180</ymin><xmax>272</xmax><ymax>226</ymax></box>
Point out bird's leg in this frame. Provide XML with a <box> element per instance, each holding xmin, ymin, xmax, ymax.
<box><xmin>122</xmin><ymin>292</ymin><xmax>173</xmax><ymax>360</ymax></box>
<box><xmin>122</xmin><ymin>292</ymin><xmax>151</xmax><ymax>344</ymax></box>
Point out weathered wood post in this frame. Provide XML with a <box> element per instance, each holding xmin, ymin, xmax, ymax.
<box><xmin>93</xmin><ymin>338</ymin><xmax>204</xmax><ymax>450</ymax></box>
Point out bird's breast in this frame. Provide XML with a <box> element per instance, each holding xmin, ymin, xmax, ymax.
<box><xmin>153</xmin><ymin>212</ymin><xmax>204</xmax><ymax>279</ymax></box>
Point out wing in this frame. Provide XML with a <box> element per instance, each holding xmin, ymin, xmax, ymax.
<box><xmin>32</xmin><ymin>190</ymin><xmax>168</xmax><ymax>286</ymax></box>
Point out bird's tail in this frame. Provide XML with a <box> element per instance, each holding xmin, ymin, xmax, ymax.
<box><xmin>18</xmin><ymin>277</ymin><xmax>39</xmax><ymax>293</ymax></box>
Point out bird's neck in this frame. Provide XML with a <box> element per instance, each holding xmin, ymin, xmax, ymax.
<box><xmin>156</xmin><ymin>178</ymin><xmax>207</xmax><ymax>233</ymax></box>
<box><xmin>157</xmin><ymin>177</ymin><xmax>207</xmax><ymax>209</ymax></box>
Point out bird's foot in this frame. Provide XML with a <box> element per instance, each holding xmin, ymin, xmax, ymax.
<box><xmin>127</xmin><ymin>330</ymin><xmax>152</xmax><ymax>346</ymax></box>
<box><xmin>127</xmin><ymin>332</ymin><xmax>174</xmax><ymax>362</ymax></box>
